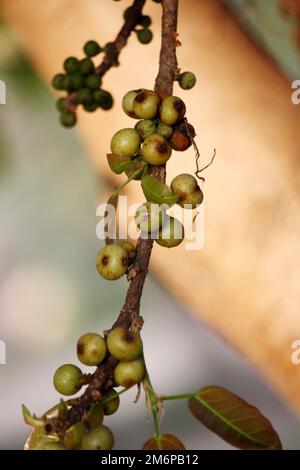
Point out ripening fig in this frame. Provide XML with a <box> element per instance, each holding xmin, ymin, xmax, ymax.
<box><xmin>170</xmin><ymin>174</ymin><xmax>203</xmax><ymax>208</ymax></box>
<box><xmin>96</xmin><ymin>244</ymin><xmax>128</xmax><ymax>281</ymax></box>
<box><xmin>110</xmin><ymin>128</ymin><xmax>141</xmax><ymax>158</ymax></box>
<box><xmin>157</xmin><ymin>121</ymin><xmax>173</xmax><ymax>139</ymax></box>
<box><xmin>53</xmin><ymin>364</ymin><xmax>82</xmax><ymax>396</ymax></box>
<box><xmin>77</xmin><ymin>333</ymin><xmax>107</xmax><ymax>366</ymax></box>
<box><xmin>159</xmin><ymin>96</ymin><xmax>186</xmax><ymax>125</ymax></box>
<box><xmin>114</xmin><ymin>357</ymin><xmax>145</xmax><ymax>387</ymax></box>
<box><xmin>133</xmin><ymin>90</ymin><xmax>160</xmax><ymax>120</ymax></box>
<box><xmin>102</xmin><ymin>389</ymin><xmax>120</xmax><ymax>416</ymax></box>
<box><xmin>107</xmin><ymin>327</ymin><xmax>143</xmax><ymax>361</ymax></box>
<box><xmin>135</xmin><ymin>119</ymin><xmax>157</xmax><ymax>140</ymax></box>
<box><xmin>141</xmin><ymin>134</ymin><xmax>172</xmax><ymax>165</ymax></box>
<box><xmin>170</xmin><ymin>121</ymin><xmax>195</xmax><ymax>151</ymax></box>
<box><xmin>156</xmin><ymin>216</ymin><xmax>184</xmax><ymax>248</ymax></box>
<box><xmin>117</xmin><ymin>240</ymin><xmax>136</xmax><ymax>258</ymax></box>
<box><xmin>63</xmin><ymin>57</ymin><xmax>80</xmax><ymax>74</ymax></box>
<box><xmin>178</xmin><ymin>71</ymin><xmax>196</xmax><ymax>90</ymax></box>
<box><xmin>134</xmin><ymin>202</ymin><xmax>164</xmax><ymax>233</ymax></box>
<box><xmin>122</xmin><ymin>89</ymin><xmax>145</xmax><ymax>117</ymax></box>
<box><xmin>84</xmin><ymin>40</ymin><xmax>103</xmax><ymax>57</ymax></box>
<box><xmin>81</xmin><ymin>425</ymin><xmax>114</xmax><ymax>450</ymax></box>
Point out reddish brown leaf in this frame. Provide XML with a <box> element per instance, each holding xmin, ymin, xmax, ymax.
<box><xmin>143</xmin><ymin>434</ymin><xmax>186</xmax><ymax>450</ymax></box>
<box><xmin>189</xmin><ymin>386</ymin><xmax>282</xmax><ymax>450</ymax></box>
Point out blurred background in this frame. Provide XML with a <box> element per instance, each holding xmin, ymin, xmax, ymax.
<box><xmin>1</xmin><ymin>0</ymin><xmax>300</xmax><ymax>450</ymax></box>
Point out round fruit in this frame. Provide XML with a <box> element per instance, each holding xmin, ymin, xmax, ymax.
<box><xmin>56</xmin><ymin>98</ymin><xmax>68</xmax><ymax>112</ymax></box>
<box><xmin>76</xmin><ymin>88</ymin><xmax>94</xmax><ymax>105</ymax></box>
<box><xmin>135</xmin><ymin>119</ymin><xmax>157</xmax><ymax>140</ymax></box>
<box><xmin>122</xmin><ymin>89</ymin><xmax>145</xmax><ymax>117</ymax></box>
<box><xmin>85</xmin><ymin>74</ymin><xmax>102</xmax><ymax>90</ymax></box>
<box><xmin>111</xmin><ymin>128</ymin><xmax>141</xmax><ymax>158</ymax></box>
<box><xmin>63</xmin><ymin>422</ymin><xmax>85</xmax><ymax>450</ymax></box>
<box><xmin>52</xmin><ymin>73</ymin><xmax>67</xmax><ymax>90</ymax></box>
<box><xmin>137</xmin><ymin>28</ymin><xmax>153</xmax><ymax>44</ymax></box>
<box><xmin>81</xmin><ymin>425</ymin><xmax>114</xmax><ymax>450</ymax></box>
<box><xmin>157</xmin><ymin>122</ymin><xmax>173</xmax><ymax>139</ymax></box>
<box><xmin>117</xmin><ymin>240</ymin><xmax>136</xmax><ymax>258</ymax></box>
<box><xmin>178</xmin><ymin>71</ymin><xmax>196</xmax><ymax>90</ymax></box>
<box><xmin>60</xmin><ymin>112</ymin><xmax>77</xmax><ymax>128</ymax></box>
<box><xmin>77</xmin><ymin>333</ymin><xmax>107</xmax><ymax>366</ymax></box>
<box><xmin>159</xmin><ymin>96</ymin><xmax>186</xmax><ymax>125</ymax></box>
<box><xmin>140</xmin><ymin>15</ymin><xmax>152</xmax><ymax>27</ymax></box>
<box><xmin>107</xmin><ymin>327</ymin><xmax>143</xmax><ymax>361</ymax></box>
<box><xmin>156</xmin><ymin>216</ymin><xmax>184</xmax><ymax>248</ymax></box>
<box><xmin>84</xmin><ymin>40</ymin><xmax>102</xmax><ymax>57</ymax></box>
<box><xmin>63</xmin><ymin>57</ymin><xmax>80</xmax><ymax>74</ymax></box>
<box><xmin>114</xmin><ymin>358</ymin><xmax>145</xmax><ymax>387</ymax></box>
<box><xmin>94</xmin><ymin>90</ymin><xmax>113</xmax><ymax>110</ymax></box>
<box><xmin>170</xmin><ymin>121</ymin><xmax>195</xmax><ymax>151</ymax></box>
<box><xmin>141</xmin><ymin>134</ymin><xmax>172</xmax><ymax>165</ymax></box>
<box><xmin>96</xmin><ymin>244</ymin><xmax>128</xmax><ymax>280</ymax></box>
<box><xmin>53</xmin><ymin>364</ymin><xmax>82</xmax><ymax>396</ymax></box>
<box><xmin>102</xmin><ymin>389</ymin><xmax>120</xmax><ymax>416</ymax></box>
<box><xmin>69</xmin><ymin>73</ymin><xmax>84</xmax><ymax>90</ymax></box>
<box><xmin>83</xmin><ymin>102</ymin><xmax>98</xmax><ymax>112</ymax></box>
<box><xmin>80</xmin><ymin>58</ymin><xmax>94</xmax><ymax>75</ymax></box>
<box><xmin>170</xmin><ymin>174</ymin><xmax>203</xmax><ymax>208</ymax></box>
<box><xmin>133</xmin><ymin>90</ymin><xmax>160</xmax><ymax>119</ymax></box>
<box><xmin>135</xmin><ymin>202</ymin><xmax>164</xmax><ymax>233</ymax></box>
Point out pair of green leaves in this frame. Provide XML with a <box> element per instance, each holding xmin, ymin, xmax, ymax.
<box><xmin>107</xmin><ymin>153</ymin><xmax>146</xmax><ymax>177</ymax></box>
<box><xmin>189</xmin><ymin>386</ymin><xmax>282</xmax><ymax>450</ymax></box>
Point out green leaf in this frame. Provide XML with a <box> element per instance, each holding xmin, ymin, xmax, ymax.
<box><xmin>141</xmin><ymin>175</ymin><xmax>179</xmax><ymax>207</ymax></box>
<box><xmin>22</xmin><ymin>405</ymin><xmax>45</xmax><ymax>428</ymax></box>
<box><xmin>107</xmin><ymin>153</ymin><xmax>131</xmax><ymax>174</ymax></box>
<box><xmin>143</xmin><ymin>434</ymin><xmax>186</xmax><ymax>450</ymax></box>
<box><xmin>189</xmin><ymin>386</ymin><xmax>282</xmax><ymax>450</ymax></box>
<box><xmin>24</xmin><ymin>404</ymin><xmax>61</xmax><ymax>450</ymax></box>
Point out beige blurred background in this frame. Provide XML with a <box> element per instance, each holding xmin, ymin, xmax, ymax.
<box><xmin>1</xmin><ymin>0</ymin><xmax>300</xmax><ymax>449</ymax></box>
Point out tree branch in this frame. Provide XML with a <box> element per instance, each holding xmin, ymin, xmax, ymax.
<box><xmin>50</xmin><ymin>0</ymin><xmax>179</xmax><ymax>437</ymax></box>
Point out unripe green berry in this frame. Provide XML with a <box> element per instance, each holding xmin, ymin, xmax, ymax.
<box><xmin>135</xmin><ymin>119</ymin><xmax>157</xmax><ymax>140</ymax></box>
<box><xmin>157</xmin><ymin>121</ymin><xmax>173</xmax><ymax>139</ymax></box>
<box><xmin>139</xmin><ymin>15</ymin><xmax>152</xmax><ymax>27</ymax></box>
<box><xmin>159</xmin><ymin>96</ymin><xmax>186</xmax><ymax>125</ymax></box>
<box><xmin>111</xmin><ymin>128</ymin><xmax>141</xmax><ymax>158</ymax></box>
<box><xmin>102</xmin><ymin>389</ymin><xmax>120</xmax><ymax>416</ymax></box>
<box><xmin>141</xmin><ymin>134</ymin><xmax>172</xmax><ymax>165</ymax></box>
<box><xmin>77</xmin><ymin>333</ymin><xmax>107</xmax><ymax>366</ymax></box>
<box><xmin>83</xmin><ymin>102</ymin><xmax>98</xmax><ymax>112</ymax></box>
<box><xmin>156</xmin><ymin>216</ymin><xmax>184</xmax><ymax>248</ymax></box>
<box><xmin>85</xmin><ymin>74</ymin><xmax>102</xmax><ymax>90</ymax></box>
<box><xmin>114</xmin><ymin>358</ymin><xmax>145</xmax><ymax>387</ymax></box>
<box><xmin>81</xmin><ymin>425</ymin><xmax>114</xmax><ymax>450</ymax></box>
<box><xmin>133</xmin><ymin>90</ymin><xmax>160</xmax><ymax>120</ymax></box>
<box><xmin>107</xmin><ymin>327</ymin><xmax>143</xmax><ymax>361</ymax></box>
<box><xmin>96</xmin><ymin>244</ymin><xmax>128</xmax><ymax>281</ymax></box>
<box><xmin>117</xmin><ymin>240</ymin><xmax>136</xmax><ymax>257</ymax></box>
<box><xmin>53</xmin><ymin>364</ymin><xmax>82</xmax><ymax>396</ymax></box>
<box><xmin>122</xmin><ymin>89</ymin><xmax>145</xmax><ymax>118</ymax></box>
<box><xmin>170</xmin><ymin>173</ymin><xmax>203</xmax><ymax>208</ymax></box>
<box><xmin>84</xmin><ymin>40</ymin><xmax>103</xmax><ymax>57</ymax></box>
<box><xmin>137</xmin><ymin>28</ymin><xmax>153</xmax><ymax>44</ymax></box>
<box><xmin>56</xmin><ymin>98</ymin><xmax>68</xmax><ymax>113</ymax></box>
<box><xmin>178</xmin><ymin>71</ymin><xmax>196</xmax><ymax>90</ymax></box>
<box><xmin>123</xmin><ymin>6</ymin><xmax>133</xmax><ymax>20</ymax></box>
<box><xmin>68</xmin><ymin>72</ymin><xmax>85</xmax><ymax>91</ymax></box>
<box><xmin>94</xmin><ymin>90</ymin><xmax>113</xmax><ymax>110</ymax></box>
<box><xmin>63</xmin><ymin>57</ymin><xmax>80</xmax><ymax>74</ymax></box>
<box><xmin>63</xmin><ymin>421</ymin><xmax>85</xmax><ymax>450</ymax></box>
<box><xmin>52</xmin><ymin>73</ymin><xmax>67</xmax><ymax>90</ymax></box>
<box><xmin>60</xmin><ymin>112</ymin><xmax>77</xmax><ymax>128</ymax></box>
<box><xmin>76</xmin><ymin>88</ymin><xmax>94</xmax><ymax>105</ymax></box>
<box><xmin>80</xmin><ymin>58</ymin><xmax>95</xmax><ymax>75</ymax></box>
<box><xmin>135</xmin><ymin>202</ymin><xmax>164</xmax><ymax>233</ymax></box>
